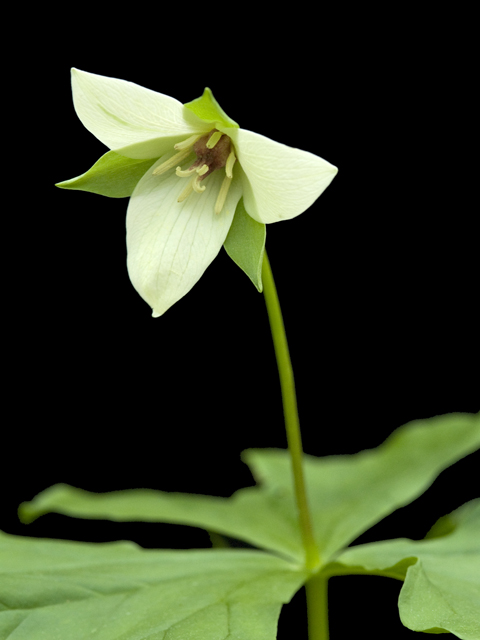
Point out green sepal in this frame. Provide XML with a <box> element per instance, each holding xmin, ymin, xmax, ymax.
<box><xmin>184</xmin><ymin>88</ymin><xmax>239</xmax><ymax>129</ymax></box>
<box><xmin>55</xmin><ymin>151</ymin><xmax>156</xmax><ymax>198</ymax></box>
<box><xmin>224</xmin><ymin>198</ymin><xmax>266</xmax><ymax>292</ymax></box>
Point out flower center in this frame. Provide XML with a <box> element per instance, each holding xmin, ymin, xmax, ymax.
<box><xmin>152</xmin><ymin>129</ymin><xmax>236</xmax><ymax>215</ymax></box>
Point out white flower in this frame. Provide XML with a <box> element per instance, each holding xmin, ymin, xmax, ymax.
<box><xmin>58</xmin><ymin>69</ymin><xmax>338</xmax><ymax>317</ymax></box>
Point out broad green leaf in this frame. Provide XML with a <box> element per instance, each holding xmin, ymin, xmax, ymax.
<box><xmin>331</xmin><ymin>500</ymin><xmax>480</xmax><ymax>639</ymax></box>
<box><xmin>184</xmin><ymin>87</ymin><xmax>239</xmax><ymax>129</ymax></box>
<box><xmin>244</xmin><ymin>412</ymin><xmax>480</xmax><ymax>563</ymax></box>
<box><xmin>424</xmin><ymin>494</ymin><xmax>479</xmax><ymax>540</ymax></box>
<box><xmin>224</xmin><ymin>197</ymin><xmax>266</xmax><ymax>291</ymax></box>
<box><xmin>56</xmin><ymin>151</ymin><xmax>155</xmax><ymax>198</ymax></box>
<box><xmin>19</xmin><ymin>483</ymin><xmax>304</xmax><ymax>564</ymax></box>
<box><xmin>0</xmin><ymin>530</ymin><xmax>306</xmax><ymax>640</ymax></box>
<box><xmin>19</xmin><ymin>413</ymin><xmax>480</xmax><ymax>572</ymax></box>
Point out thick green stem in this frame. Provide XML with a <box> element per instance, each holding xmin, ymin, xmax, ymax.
<box><xmin>261</xmin><ymin>251</ymin><xmax>320</xmax><ymax>571</ymax></box>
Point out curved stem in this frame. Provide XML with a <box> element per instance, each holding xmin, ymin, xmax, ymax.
<box><xmin>261</xmin><ymin>250</ymin><xmax>320</xmax><ymax>571</ymax></box>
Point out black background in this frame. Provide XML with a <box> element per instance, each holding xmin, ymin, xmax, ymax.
<box><xmin>5</xmin><ymin>7</ymin><xmax>478</xmax><ymax>639</ymax></box>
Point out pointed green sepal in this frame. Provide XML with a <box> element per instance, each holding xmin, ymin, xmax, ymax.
<box><xmin>55</xmin><ymin>151</ymin><xmax>156</xmax><ymax>198</ymax></box>
<box><xmin>224</xmin><ymin>198</ymin><xmax>266</xmax><ymax>292</ymax></box>
<box><xmin>184</xmin><ymin>88</ymin><xmax>239</xmax><ymax>129</ymax></box>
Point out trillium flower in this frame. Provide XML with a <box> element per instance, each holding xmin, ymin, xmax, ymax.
<box><xmin>57</xmin><ymin>69</ymin><xmax>338</xmax><ymax>317</ymax></box>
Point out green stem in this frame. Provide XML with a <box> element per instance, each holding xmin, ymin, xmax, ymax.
<box><xmin>305</xmin><ymin>574</ymin><xmax>329</xmax><ymax>640</ymax></box>
<box><xmin>261</xmin><ymin>250</ymin><xmax>320</xmax><ymax>571</ymax></box>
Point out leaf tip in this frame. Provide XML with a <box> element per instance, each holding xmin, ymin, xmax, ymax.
<box><xmin>17</xmin><ymin>501</ymin><xmax>39</xmax><ymax>524</ymax></box>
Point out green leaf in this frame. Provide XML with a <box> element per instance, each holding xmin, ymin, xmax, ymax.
<box><xmin>19</xmin><ymin>413</ymin><xmax>480</xmax><ymax>572</ymax></box>
<box><xmin>56</xmin><ymin>151</ymin><xmax>156</xmax><ymax>198</ymax></box>
<box><xmin>19</xmin><ymin>483</ymin><xmax>305</xmax><ymax>564</ymax></box>
<box><xmin>244</xmin><ymin>412</ymin><xmax>480</xmax><ymax>563</ymax></box>
<box><xmin>332</xmin><ymin>500</ymin><xmax>480</xmax><ymax>639</ymax></box>
<box><xmin>224</xmin><ymin>197</ymin><xmax>266</xmax><ymax>291</ymax></box>
<box><xmin>11</xmin><ymin>413</ymin><xmax>480</xmax><ymax>638</ymax></box>
<box><xmin>183</xmin><ymin>87</ymin><xmax>239</xmax><ymax>129</ymax></box>
<box><xmin>425</xmin><ymin>495</ymin><xmax>479</xmax><ymax>540</ymax></box>
<box><xmin>0</xmin><ymin>531</ymin><xmax>306</xmax><ymax>640</ymax></box>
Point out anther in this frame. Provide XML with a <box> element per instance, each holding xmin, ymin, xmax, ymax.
<box><xmin>174</xmin><ymin>134</ymin><xmax>203</xmax><ymax>151</ymax></box>
<box><xmin>226</xmin><ymin>149</ymin><xmax>236</xmax><ymax>178</ymax></box>
<box><xmin>192</xmin><ymin>175</ymin><xmax>206</xmax><ymax>194</ymax></box>
<box><xmin>177</xmin><ymin>176</ymin><xmax>195</xmax><ymax>202</ymax></box>
<box><xmin>176</xmin><ymin>166</ymin><xmax>196</xmax><ymax>177</ymax></box>
<box><xmin>206</xmin><ymin>131</ymin><xmax>223</xmax><ymax>149</ymax></box>
<box><xmin>215</xmin><ymin>175</ymin><xmax>232</xmax><ymax>215</ymax></box>
<box><xmin>155</xmin><ymin>129</ymin><xmax>234</xmax><ymax>210</ymax></box>
<box><xmin>176</xmin><ymin>162</ymin><xmax>209</xmax><ymax>179</ymax></box>
<box><xmin>196</xmin><ymin>164</ymin><xmax>209</xmax><ymax>176</ymax></box>
<box><xmin>153</xmin><ymin>148</ymin><xmax>191</xmax><ymax>176</ymax></box>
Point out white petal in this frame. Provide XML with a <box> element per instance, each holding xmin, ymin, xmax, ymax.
<box><xmin>127</xmin><ymin>155</ymin><xmax>242</xmax><ymax>316</ymax></box>
<box><xmin>71</xmin><ymin>68</ymin><xmax>206</xmax><ymax>158</ymax></box>
<box><xmin>225</xmin><ymin>127</ymin><xmax>338</xmax><ymax>224</ymax></box>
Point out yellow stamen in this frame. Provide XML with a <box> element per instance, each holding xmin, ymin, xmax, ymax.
<box><xmin>174</xmin><ymin>134</ymin><xmax>202</xmax><ymax>151</ymax></box>
<box><xmin>153</xmin><ymin>148</ymin><xmax>191</xmax><ymax>176</ymax></box>
<box><xmin>192</xmin><ymin>175</ymin><xmax>206</xmax><ymax>194</ymax></box>
<box><xmin>215</xmin><ymin>174</ymin><xmax>232</xmax><ymax>215</ymax></box>
<box><xmin>176</xmin><ymin>166</ymin><xmax>196</xmax><ymax>177</ymax></box>
<box><xmin>156</xmin><ymin>131</ymin><xmax>234</xmax><ymax>210</ymax></box>
<box><xmin>206</xmin><ymin>131</ymin><xmax>223</xmax><ymax>149</ymax></box>
<box><xmin>196</xmin><ymin>164</ymin><xmax>209</xmax><ymax>176</ymax></box>
<box><xmin>226</xmin><ymin>149</ymin><xmax>236</xmax><ymax>178</ymax></box>
<box><xmin>177</xmin><ymin>175</ymin><xmax>195</xmax><ymax>202</ymax></box>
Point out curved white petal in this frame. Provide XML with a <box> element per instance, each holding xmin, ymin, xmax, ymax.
<box><xmin>225</xmin><ymin>127</ymin><xmax>338</xmax><ymax>224</ymax></box>
<box><xmin>71</xmin><ymin>69</ymin><xmax>206</xmax><ymax>158</ymax></box>
<box><xmin>127</xmin><ymin>155</ymin><xmax>242</xmax><ymax>316</ymax></box>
